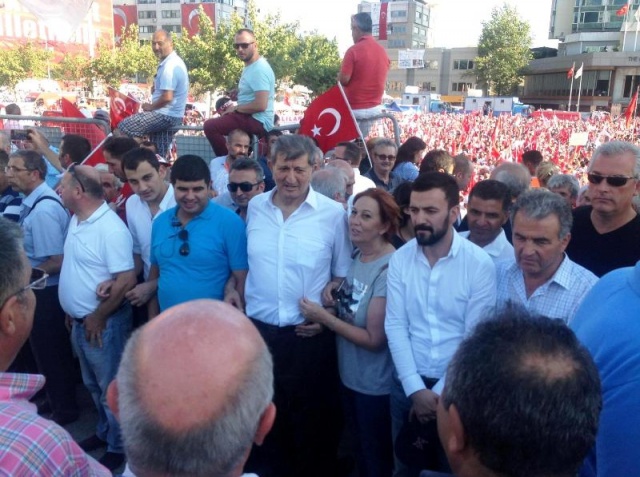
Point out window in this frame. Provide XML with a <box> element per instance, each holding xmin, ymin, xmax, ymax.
<box><xmin>161</xmin><ymin>10</ymin><xmax>179</xmax><ymax>18</ymax></box>
<box><xmin>388</xmin><ymin>39</ymin><xmax>406</xmax><ymax>48</ymax></box>
<box><xmin>139</xmin><ymin>10</ymin><xmax>156</xmax><ymax>19</ymax></box>
<box><xmin>161</xmin><ymin>0</ymin><xmax>179</xmax><ymax>3</ymax></box>
<box><xmin>391</xmin><ymin>10</ymin><xmax>407</xmax><ymax>18</ymax></box>
<box><xmin>580</xmin><ymin>11</ymin><xmax>600</xmax><ymax>23</ymax></box>
<box><xmin>137</xmin><ymin>0</ymin><xmax>155</xmax><ymax>4</ymax></box>
<box><xmin>453</xmin><ymin>59</ymin><xmax>474</xmax><ymax>70</ymax></box>
<box><xmin>452</xmin><ymin>82</ymin><xmax>473</xmax><ymax>92</ymax></box>
<box><xmin>163</xmin><ymin>25</ymin><xmax>182</xmax><ymax>33</ymax></box>
<box><xmin>139</xmin><ymin>25</ymin><xmax>155</xmax><ymax>33</ymax></box>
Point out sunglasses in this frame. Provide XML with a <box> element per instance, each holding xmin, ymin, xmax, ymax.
<box><xmin>67</xmin><ymin>164</ymin><xmax>86</xmax><ymax>192</ymax></box>
<box><xmin>233</xmin><ymin>42</ymin><xmax>254</xmax><ymax>49</ymax></box>
<box><xmin>178</xmin><ymin>229</ymin><xmax>189</xmax><ymax>257</ymax></box>
<box><xmin>227</xmin><ymin>181</ymin><xmax>262</xmax><ymax>193</ymax></box>
<box><xmin>375</xmin><ymin>154</ymin><xmax>396</xmax><ymax>162</ymax></box>
<box><xmin>587</xmin><ymin>173</ymin><xmax>637</xmax><ymax>187</ymax></box>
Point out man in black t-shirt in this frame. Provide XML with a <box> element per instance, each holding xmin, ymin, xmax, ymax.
<box><xmin>566</xmin><ymin>141</ymin><xmax>640</xmax><ymax>277</ymax></box>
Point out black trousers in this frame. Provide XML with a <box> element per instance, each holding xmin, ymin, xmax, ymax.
<box><xmin>245</xmin><ymin>319</ymin><xmax>343</xmax><ymax>477</ymax></box>
<box><xmin>30</xmin><ymin>285</ymin><xmax>78</xmax><ymax>416</ymax></box>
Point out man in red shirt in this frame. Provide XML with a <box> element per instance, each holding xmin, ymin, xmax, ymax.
<box><xmin>339</xmin><ymin>12</ymin><xmax>390</xmax><ymax>133</ymax></box>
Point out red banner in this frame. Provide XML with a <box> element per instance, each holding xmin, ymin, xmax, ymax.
<box><xmin>108</xmin><ymin>87</ymin><xmax>140</xmax><ymax>130</ymax></box>
<box><xmin>60</xmin><ymin>98</ymin><xmax>107</xmax><ymax>149</ymax></box>
<box><xmin>379</xmin><ymin>3</ymin><xmax>388</xmax><ymax>41</ymax></box>
<box><xmin>113</xmin><ymin>5</ymin><xmax>137</xmax><ymax>44</ymax></box>
<box><xmin>181</xmin><ymin>4</ymin><xmax>215</xmax><ymax>37</ymax></box>
<box><xmin>299</xmin><ymin>86</ymin><xmax>359</xmax><ymax>153</ymax></box>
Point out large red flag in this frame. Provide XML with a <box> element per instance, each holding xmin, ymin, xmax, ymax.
<box><xmin>113</xmin><ymin>5</ymin><xmax>138</xmax><ymax>44</ymax></box>
<box><xmin>298</xmin><ymin>86</ymin><xmax>359</xmax><ymax>153</ymax></box>
<box><xmin>567</xmin><ymin>63</ymin><xmax>575</xmax><ymax>79</ymax></box>
<box><xmin>181</xmin><ymin>4</ymin><xmax>215</xmax><ymax>37</ymax></box>
<box><xmin>625</xmin><ymin>87</ymin><xmax>638</xmax><ymax>128</ymax></box>
<box><xmin>60</xmin><ymin>98</ymin><xmax>106</xmax><ymax>148</ymax></box>
<box><xmin>80</xmin><ymin>133</ymin><xmax>111</xmax><ymax>167</ymax></box>
<box><xmin>617</xmin><ymin>3</ymin><xmax>629</xmax><ymax>16</ymax></box>
<box><xmin>108</xmin><ymin>87</ymin><xmax>139</xmax><ymax>130</ymax></box>
<box><xmin>379</xmin><ymin>3</ymin><xmax>388</xmax><ymax>41</ymax></box>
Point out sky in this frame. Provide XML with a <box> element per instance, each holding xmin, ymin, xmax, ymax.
<box><xmin>256</xmin><ymin>0</ymin><xmax>558</xmax><ymax>55</ymax></box>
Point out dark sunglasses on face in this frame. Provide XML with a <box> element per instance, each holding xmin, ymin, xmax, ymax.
<box><xmin>227</xmin><ymin>181</ymin><xmax>262</xmax><ymax>193</ymax></box>
<box><xmin>178</xmin><ymin>229</ymin><xmax>189</xmax><ymax>257</ymax></box>
<box><xmin>587</xmin><ymin>173</ymin><xmax>637</xmax><ymax>187</ymax></box>
<box><xmin>375</xmin><ymin>154</ymin><xmax>396</xmax><ymax>162</ymax></box>
<box><xmin>233</xmin><ymin>42</ymin><xmax>254</xmax><ymax>49</ymax></box>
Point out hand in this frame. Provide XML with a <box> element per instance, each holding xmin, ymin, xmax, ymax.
<box><xmin>322</xmin><ymin>281</ymin><xmax>339</xmax><ymax>307</ymax></box>
<box><xmin>295</xmin><ymin>322</ymin><xmax>323</xmax><ymax>338</ymax></box>
<box><xmin>64</xmin><ymin>314</ymin><xmax>73</xmax><ymax>333</ymax></box>
<box><xmin>409</xmin><ymin>389</ymin><xmax>439</xmax><ymax>424</ymax></box>
<box><xmin>222</xmin><ymin>105</ymin><xmax>237</xmax><ymax>115</ymax></box>
<box><xmin>25</xmin><ymin>128</ymin><xmax>49</xmax><ymax>154</ymax></box>
<box><xmin>224</xmin><ymin>288</ymin><xmax>244</xmax><ymax>312</ymax></box>
<box><xmin>141</xmin><ymin>103</ymin><xmax>153</xmax><ymax>112</ymax></box>
<box><xmin>84</xmin><ymin>314</ymin><xmax>107</xmax><ymax>348</ymax></box>
<box><xmin>299</xmin><ymin>297</ymin><xmax>328</xmax><ymax>325</ymax></box>
<box><xmin>125</xmin><ymin>281</ymin><xmax>155</xmax><ymax>307</ymax></box>
<box><xmin>96</xmin><ymin>279</ymin><xmax>114</xmax><ymax>300</ymax></box>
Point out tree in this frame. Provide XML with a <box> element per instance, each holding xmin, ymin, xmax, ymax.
<box><xmin>475</xmin><ymin>4</ymin><xmax>532</xmax><ymax>96</ymax></box>
<box><xmin>0</xmin><ymin>42</ymin><xmax>52</xmax><ymax>89</ymax></box>
<box><xmin>291</xmin><ymin>33</ymin><xmax>341</xmax><ymax>94</ymax></box>
<box><xmin>53</xmin><ymin>54</ymin><xmax>91</xmax><ymax>86</ymax></box>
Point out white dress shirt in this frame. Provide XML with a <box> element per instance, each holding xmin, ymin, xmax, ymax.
<box><xmin>209</xmin><ymin>155</ymin><xmax>229</xmax><ymax>196</ymax></box>
<box><xmin>385</xmin><ymin>231</ymin><xmax>497</xmax><ymax>397</ymax></box>
<box><xmin>459</xmin><ymin>229</ymin><xmax>514</xmax><ymax>264</ymax></box>
<box><xmin>126</xmin><ymin>184</ymin><xmax>176</xmax><ymax>280</ymax></box>
<box><xmin>245</xmin><ymin>187</ymin><xmax>352</xmax><ymax>326</ymax></box>
<box><xmin>352</xmin><ymin>168</ymin><xmax>376</xmax><ymax>196</ymax></box>
<box><xmin>496</xmin><ymin>254</ymin><xmax>598</xmax><ymax>324</ymax></box>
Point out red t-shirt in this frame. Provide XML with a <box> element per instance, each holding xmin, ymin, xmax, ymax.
<box><xmin>341</xmin><ymin>35</ymin><xmax>390</xmax><ymax>110</ymax></box>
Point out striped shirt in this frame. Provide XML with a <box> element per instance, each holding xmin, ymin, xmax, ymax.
<box><xmin>0</xmin><ymin>373</ymin><xmax>110</xmax><ymax>476</ymax></box>
<box><xmin>0</xmin><ymin>187</ymin><xmax>22</xmax><ymax>222</ymax></box>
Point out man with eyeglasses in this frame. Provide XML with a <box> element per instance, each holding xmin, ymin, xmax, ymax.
<box><xmin>0</xmin><ymin>217</ymin><xmax>111</xmax><ymax>475</ymax></box>
<box><xmin>0</xmin><ymin>150</ymin><xmax>22</xmax><ymax>222</ymax></box>
<box><xmin>58</xmin><ymin>165</ymin><xmax>136</xmax><ymax>471</ymax></box>
<box><xmin>566</xmin><ymin>140</ymin><xmax>640</xmax><ymax>277</ymax></box>
<box><xmin>5</xmin><ymin>150</ymin><xmax>79</xmax><ymax>426</ymax></box>
<box><xmin>209</xmin><ymin>128</ymin><xmax>251</xmax><ymax>197</ymax></box>
<box><xmin>364</xmin><ymin>137</ymin><xmax>403</xmax><ymax>192</ymax></box>
<box><xmin>147</xmin><ymin>155</ymin><xmax>248</xmax><ymax>318</ymax></box>
<box><xmin>203</xmin><ymin>28</ymin><xmax>275</xmax><ymax>157</ymax></box>
<box><xmin>215</xmin><ymin>157</ymin><xmax>265</xmax><ymax>221</ymax></box>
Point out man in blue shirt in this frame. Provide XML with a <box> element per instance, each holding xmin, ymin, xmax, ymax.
<box><xmin>147</xmin><ymin>155</ymin><xmax>248</xmax><ymax>318</ymax></box>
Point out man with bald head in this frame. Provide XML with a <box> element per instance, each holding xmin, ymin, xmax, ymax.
<box><xmin>58</xmin><ymin>164</ymin><xmax>136</xmax><ymax>471</ymax></box>
<box><xmin>108</xmin><ymin>300</ymin><xmax>275</xmax><ymax>477</ymax></box>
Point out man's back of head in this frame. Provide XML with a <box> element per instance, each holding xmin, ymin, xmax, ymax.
<box><xmin>438</xmin><ymin>307</ymin><xmax>601</xmax><ymax>477</ymax></box>
<box><xmin>110</xmin><ymin>300</ymin><xmax>275</xmax><ymax>477</ymax></box>
<box><xmin>61</xmin><ymin>134</ymin><xmax>92</xmax><ymax>166</ymax></box>
<box><xmin>522</xmin><ymin>150</ymin><xmax>544</xmax><ymax>176</ymax></box>
<box><xmin>490</xmin><ymin>162</ymin><xmax>531</xmax><ymax>201</ymax></box>
<box><xmin>420</xmin><ymin>149</ymin><xmax>454</xmax><ymax>175</ymax></box>
<box><xmin>336</xmin><ymin>141</ymin><xmax>362</xmax><ymax>167</ymax></box>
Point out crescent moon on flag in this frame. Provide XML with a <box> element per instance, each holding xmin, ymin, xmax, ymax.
<box><xmin>188</xmin><ymin>9</ymin><xmax>200</xmax><ymax>29</ymax></box>
<box><xmin>318</xmin><ymin>108</ymin><xmax>341</xmax><ymax>136</ymax></box>
<box><xmin>113</xmin><ymin>97</ymin><xmax>126</xmax><ymax>115</ymax></box>
<box><xmin>114</xmin><ymin>8</ymin><xmax>127</xmax><ymax>28</ymax></box>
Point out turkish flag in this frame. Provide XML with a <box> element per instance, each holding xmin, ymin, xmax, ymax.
<box><xmin>617</xmin><ymin>4</ymin><xmax>629</xmax><ymax>16</ymax></box>
<box><xmin>108</xmin><ymin>86</ymin><xmax>140</xmax><ymax>130</ymax></box>
<box><xmin>113</xmin><ymin>5</ymin><xmax>138</xmax><ymax>44</ymax></box>
<box><xmin>60</xmin><ymin>98</ymin><xmax>106</xmax><ymax>149</ymax></box>
<box><xmin>567</xmin><ymin>64</ymin><xmax>574</xmax><ymax>79</ymax></box>
<box><xmin>181</xmin><ymin>4</ymin><xmax>215</xmax><ymax>37</ymax></box>
<box><xmin>625</xmin><ymin>87</ymin><xmax>638</xmax><ymax>128</ymax></box>
<box><xmin>299</xmin><ymin>86</ymin><xmax>359</xmax><ymax>153</ymax></box>
<box><xmin>379</xmin><ymin>3</ymin><xmax>388</xmax><ymax>41</ymax></box>
<box><xmin>80</xmin><ymin>134</ymin><xmax>112</xmax><ymax>167</ymax></box>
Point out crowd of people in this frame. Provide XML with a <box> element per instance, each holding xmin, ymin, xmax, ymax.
<box><xmin>0</xmin><ymin>11</ymin><xmax>639</xmax><ymax>477</ymax></box>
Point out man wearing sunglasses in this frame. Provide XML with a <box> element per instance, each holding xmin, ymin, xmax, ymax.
<box><xmin>365</xmin><ymin>138</ymin><xmax>403</xmax><ymax>192</ymax></box>
<box><xmin>203</xmin><ymin>28</ymin><xmax>275</xmax><ymax>157</ymax></box>
<box><xmin>566</xmin><ymin>141</ymin><xmax>640</xmax><ymax>277</ymax></box>
<box><xmin>6</xmin><ymin>150</ymin><xmax>79</xmax><ymax>426</ymax></box>
<box><xmin>215</xmin><ymin>157</ymin><xmax>265</xmax><ymax>221</ymax></box>
<box><xmin>0</xmin><ymin>218</ymin><xmax>111</xmax><ymax>475</ymax></box>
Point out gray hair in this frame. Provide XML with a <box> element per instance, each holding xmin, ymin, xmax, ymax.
<box><xmin>94</xmin><ymin>164</ymin><xmax>124</xmax><ymax>190</ymax></box>
<box><xmin>547</xmin><ymin>174</ymin><xmax>580</xmax><ymax>199</ymax></box>
<box><xmin>372</xmin><ymin>138</ymin><xmax>398</xmax><ymax>154</ymax></box>
<box><xmin>117</xmin><ymin>328</ymin><xmax>274</xmax><ymax>477</ymax></box>
<box><xmin>352</xmin><ymin>12</ymin><xmax>373</xmax><ymax>33</ymax></box>
<box><xmin>0</xmin><ymin>218</ymin><xmax>25</xmax><ymax>307</ymax></box>
<box><xmin>490</xmin><ymin>162</ymin><xmax>531</xmax><ymax>200</ymax></box>
<box><xmin>270</xmin><ymin>134</ymin><xmax>318</xmax><ymax>167</ymax></box>
<box><xmin>10</xmin><ymin>149</ymin><xmax>46</xmax><ymax>180</ymax></box>
<box><xmin>511</xmin><ymin>189</ymin><xmax>573</xmax><ymax>239</ymax></box>
<box><xmin>230</xmin><ymin>158</ymin><xmax>265</xmax><ymax>182</ymax></box>
<box><xmin>311</xmin><ymin>168</ymin><xmax>347</xmax><ymax>202</ymax></box>
<box><xmin>589</xmin><ymin>140</ymin><xmax>640</xmax><ymax>177</ymax></box>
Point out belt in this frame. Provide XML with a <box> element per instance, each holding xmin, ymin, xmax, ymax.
<box><xmin>249</xmin><ymin>318</ymin><xmax>297</xmax><ymax>335</ymax></box>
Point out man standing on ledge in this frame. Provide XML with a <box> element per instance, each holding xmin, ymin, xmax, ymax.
<box><xmin>339</xmin><ymin>13</ymin><xmax>390</xmax><ymax>128</ymax></box>
<box><xmin>204</xmin><ymin>29</ymin><xmax>275</xmax><ymax>157</ymax></box>
<box><xmin>117</xmin><ymin>29</ymin><xmax>189</xmax><ymax>158</ymax></box>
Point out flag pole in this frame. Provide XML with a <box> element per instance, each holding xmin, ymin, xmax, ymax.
<box><xmin>623</xmin><ymin>5</ymin><xmax>629</xmax><ymax>52</ymax></box>
<box><xmin>576</xmin><ymin>68</ymin><xmax>584</xmax><ymax>112</ymax></box>
<box><xmin>635</xmin><ymin>7</ymin><xmax>639</xmax><ymax>51</ymax></box>
<box><xmin>568</xmin><ymin>62</ymin><xmax>575</xmax><ymax>111</ymax></box>
<box><xmin>336</xmin><ymin>82</ymin><xmax>371</xmax><ymax>168</ymax></box>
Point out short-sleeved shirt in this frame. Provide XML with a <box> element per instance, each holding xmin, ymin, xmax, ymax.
<box><xmin>238</xmin><ymin>57</ymin><xmax>275</xmax><ymax>132</ymax></box>
<box><xmin>209</xmin><ymin>155</ymin><xmax>230</xmax><ymax>196</ymax></box>
<box><xmin>21</xmin><ymin>182</ymin><xmax>70</xmax><ymax>286</ymax></box>
<box><xmin>337</xmin><ymin>252</ymin><xmax>394</xmax><ymax>396</ymax></box>
<box><xmin>0</xmin><ymin>186</ymin><xmax>21</xmax><ymax>222</ymax></box>
<box><xmin>59</xmin><ymin>202</ymin><xmax>134</xmax><ymax>318</ymax></box>
<box><xmin>340</xmin><ymin>35</ymin><xmax>390</xmax><ymax>110</ymax></box>
<box><xmin>150</xmin><ymin>201</ymin><xmax>248</xmax><ymax>311</ymax></box>
<box><xmin>153</xmin><ymin>51</ymin><xmax>189</xmax><ymax>118</ymax></box>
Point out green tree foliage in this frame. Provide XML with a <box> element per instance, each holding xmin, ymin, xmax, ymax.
<box><xmin>291</xmin><ymin>33</ymin><xmax>341</xmax><ymax>95</ymax></box>
<box><xmin>0</xmin><ymin>42</ymin><xmax>52</xmax><ymax>89</ymax></box>
<box><xmin>53</xmin><ymin>54</ymin><xmax>91</xmax><ymax>85</ymax></box>
<box><xmin>475</xmin><ymin>4</ymin><xmax>532</xmax><ymax>96</ymax></box>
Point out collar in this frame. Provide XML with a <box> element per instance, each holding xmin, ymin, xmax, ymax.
<box><xmin>81</xmin><ymin>201</ymin><xmax>111</xmax><ymax>224</ymax></box>
<box><xmin>0</xmin><ymin>372</ymin><xmax>45</xmax><ymax>401</ymax></box>
<box><xmin>413</xmin><ymin>227</ymin><xmax>459</xmax><ymax>262</ymax></box>
<box><xmin>158</xmin><ymin>51</ymin><xmax>176</xmax><ymax>68</ymax></box>
<box><xmin>22</xmin><ymin>181</ymin><xmax>50</xmax><ymax>207</ymax></box>
<box><xmin>516</xmin><ymin>253</ymin><xmax>573</xmax><ymax>291</ymax></box>
<box><xmin>158</xmin><ymin>184</ymin><xmax>175</xmax><ymax>212</ymax></box>
<box><xmin>267</xmin><ymin>186</ymin><xmax>318</xmax><ymax>211</ymax></box>
<box><xmin>463</xmin><ymin>229</ymin><xmax>508</xmax><ymax>258</ymax></box>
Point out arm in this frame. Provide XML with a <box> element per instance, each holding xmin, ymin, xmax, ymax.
<box><xmin>146</xmin><ymin>264</ymin><xmax>160</xmax><ymax>320</ymax></box>
<box><xmin>223</xmin><ymin>270</ymin><xmax>247</xmax><ymax>311</ymax></box>
<box><xmin>338</xmin><ymin>70</ymin><xmax>351</xmax><ymax>86</ymax></box>
<box><xmin>36</xmin><ymin>254</ymin><xmax>63</xmax><ymax>276</ymax></box>
<box><xmin>84</xmin><ymin>269</ymin><xmax>136</xmax><ymax>347</ymax></box>
<box><xmin>338</xmin><ymin>51</ymin><xmax>354</xmax><ymax>86</ymax></box>
<box><xmin>133</xmin><ymin>253</ymin><xmax>143</xmax><ymax>277</ymax></box>
<box><xmin>142</xmin><ymin>90</ymin><xmax>174</xmax><ymax>112</ymax></box>
<box><xmin>27</xmin><ymin>129</ymin><xmax>64</xmax><ymax>172</ymax></box>
<box><xmin>229</xmin><ymin>90</ymin><xmax>269</xmax><ymax>115</ymax></box>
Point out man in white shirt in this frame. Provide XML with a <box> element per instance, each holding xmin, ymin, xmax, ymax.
<box><xmin>57</xmin><ymin>165</ymin><xmax>136</xmax><ymax>471</ymax></box>
<box><xmin>244</xmin><ymin>134</ymin><xmax>351</xmax><ymax>477</ymax></box>
<box><xmin>209</xmin><ymin>128</ymin><xmax>251</xmax><ymax>196</ymax></box>
<box><xmin>335</xmin><ymin>140</ymin><xmax>375</xmax><ymax>195</ymax></box>
<box><xmin>496</xmin><ymin>189</ymin><xmax>597</xmax><ymax>323</ymax></box>
<box><xmin>459</xmin><ymin>179</ymin><xmax>513</xmax><ymax>264</ymax></box>
<box><xmin>385</xmin><ymin>172</ymin><xmax>496</xmax><ymax>475</ymax></box>
<box><xmin>122</xmin><ymin>148</ymin><xmax>175</xmax><ymax>308</ymax></box>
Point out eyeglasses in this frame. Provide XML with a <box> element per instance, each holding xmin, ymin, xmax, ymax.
<box><xmin>227</xmin><ymin>181</ymin><xmax>262</xmax><ymax>193</ymax></box>
<box><xmin>375</xmin><ymin>154</ymin><xmax>396</xmax><ymax>162</ymax></box>
<box><xmin>0</xmin><ymin>268</ymin><xmax>48</xmax><ymax>309</ymax></box>
<box><xmin>178</xmin><ymin>229</ymin><xmax>189</xmax><ymax>256</ymax></box>
<box><xmin>233</xmin><ymin>42</ymin><xmax>255</xmax><ymax>49</ymax></box>
<box><xmin>67</xmin><ymin>164</ymin><xmax>86</xmax><ymax>192</ymax></box>
<box><xmin>587</xmin><ymin>173</ymin><xmax>637</xmax><ymax>187</ymax></box>
<box><xmin>4</xmin><ymin>165</ymin><xmax>30</xmax><ymax>173</ymax></box>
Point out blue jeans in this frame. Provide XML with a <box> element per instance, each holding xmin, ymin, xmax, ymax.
<box><xmin>390</xmin><ymin>375</ymin><xmax>412</xmax><ymax>477</ymax></box>
<box><xmin>71</xmin><ymin>304</ymin><xmax>132</xmax><ymax>454</ymax></box>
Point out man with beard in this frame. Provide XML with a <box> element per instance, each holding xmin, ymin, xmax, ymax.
<box><xmin>209</xmin><ymin>129</ymin><xmax>251</xmax><ymax>196</ymax></box>
<box><xmin>385</xmin><ymin>172</ymin><xmax>496</xmax><ymax>475</ymax></box>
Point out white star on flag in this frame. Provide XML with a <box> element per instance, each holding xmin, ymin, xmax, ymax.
<box><xmin>311</xmin><ymin>125</ymin><xmax>322</xmax><ymax>136</ymax></box>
